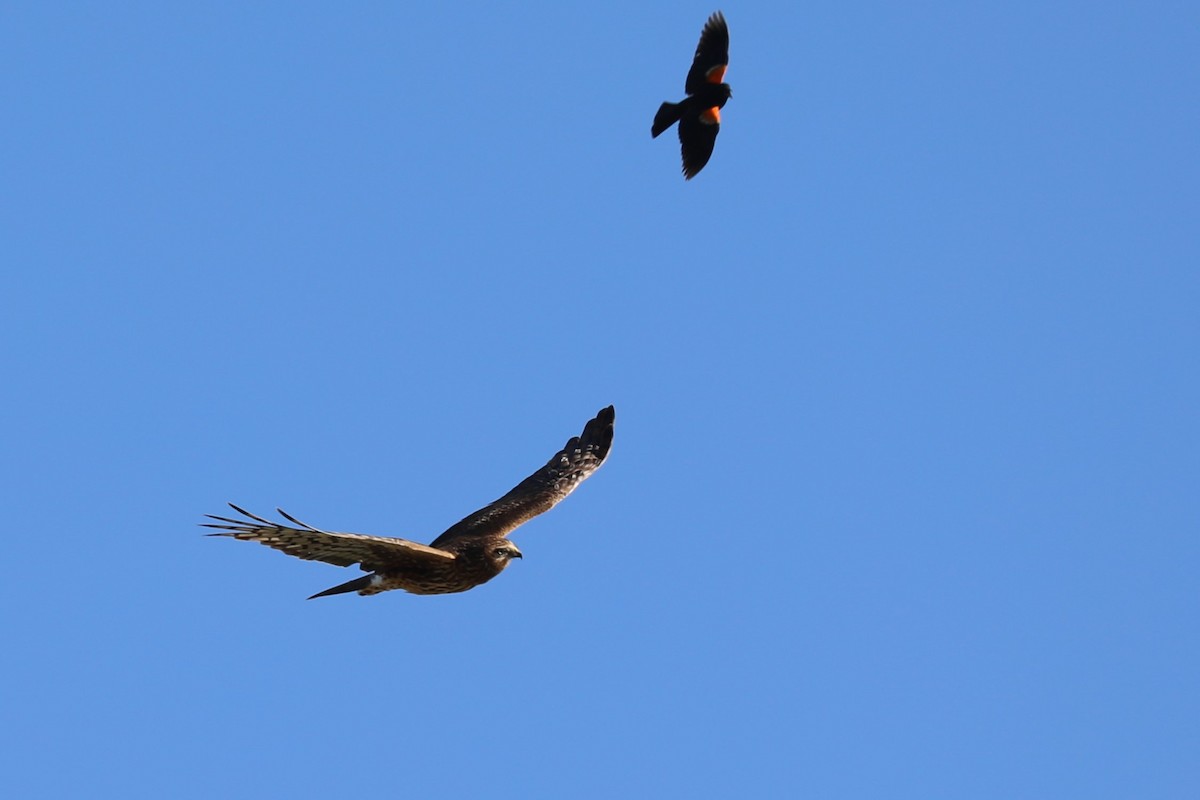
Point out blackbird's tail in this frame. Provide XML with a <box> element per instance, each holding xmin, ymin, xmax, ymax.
<box><xmin>651</xmin><ymin>101</ymin><xmax>683</xmax><ymax>138</ymax></box>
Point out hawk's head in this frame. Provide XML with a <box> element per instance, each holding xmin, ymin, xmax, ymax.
<box><xmin>489</xmin><ymin>541</ymin><xmax>523</xmax><ymax>568</ymax></box>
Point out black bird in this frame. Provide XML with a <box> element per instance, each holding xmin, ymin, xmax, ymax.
<box><xmin>651</xmin><ymin>11</ymin><xmax>731</xmax><ymax>179</ymax></box>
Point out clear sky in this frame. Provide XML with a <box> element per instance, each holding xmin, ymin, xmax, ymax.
<box><xmin>2</xmin><ymin>2</ymin><xmax>1197</xmax><ymax>797</ymax></box>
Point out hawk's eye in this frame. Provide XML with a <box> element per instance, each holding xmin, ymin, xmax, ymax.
<box><xmin>494</xmin><ymin>548</ymin><xmax>508</xmax><ymax>558</ymax></box>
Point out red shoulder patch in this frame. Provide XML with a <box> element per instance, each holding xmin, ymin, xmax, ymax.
<box><xmin>706</xmin><ymin>65</ymin><xmax>727</xmax><ymax>84</ymax></box>
<box><xmin>701</xmin><ymin>107</ymin><xmax>721</xmax><ymax>125</ymax></box>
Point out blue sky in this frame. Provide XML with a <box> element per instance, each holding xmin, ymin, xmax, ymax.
<box><xmin>2</xmin><ymin>2</ymin><xmax>1197</xmax><ymax>797</ymax></box>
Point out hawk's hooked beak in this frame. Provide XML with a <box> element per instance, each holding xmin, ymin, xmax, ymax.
<box><xmin>512</xmin><ymin>550</ymin><xmax>523</xmax><ymax>559</ymax></box>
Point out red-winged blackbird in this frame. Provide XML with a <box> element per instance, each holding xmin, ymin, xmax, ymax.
<box><xmin>652</xmin><ymin>11</ymin><xmax>731</xmax><ymax>180</ymax></box>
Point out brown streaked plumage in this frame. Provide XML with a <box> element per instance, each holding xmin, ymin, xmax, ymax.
<box><xmin>204</xmin><ymin>406</ymin><xmax>615</xmax><ymax>599</ymax></box>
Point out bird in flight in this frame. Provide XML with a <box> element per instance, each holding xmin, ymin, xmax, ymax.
<box><xmin>204</xmin><ymin>405</ymin><xmax>614</xmax><ymax>599</ymax></box>
<box><xmin>651</xmin><ymin>11</ymin><xmax>731</xmax><ymax>179</ymax></box>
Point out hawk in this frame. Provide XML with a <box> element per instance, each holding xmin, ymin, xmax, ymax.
<box><xmin>651</xmin><ymin>11</ymin><xmax>731</xmax><ymax>179</ymax></box>
<box><xmin>205</xmin><ymin>405</ymin><xmax>614</xmax><ymax>599</ymax></box>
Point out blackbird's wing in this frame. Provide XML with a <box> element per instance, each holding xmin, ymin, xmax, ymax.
<box><xmin>684</xmin><ymin>11</ymin><xmax>729</xmax><ymax>95</ymax></box>
<box><xmin>678</xmin><ymin>109</ymin><xmax>720</xmax><ymax>179</ymax></box>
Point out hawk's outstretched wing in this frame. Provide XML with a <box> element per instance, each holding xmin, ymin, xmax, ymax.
<box><xmin>430</xmin><ymin>405</ymin><xmax>615</xmax><ymax>548</ymax></box>
<box><xmin>203</xmin><ymin>504</ymin><xmax>456</xmax><ymax>572</ymax></box>
<box><xmin>684</xmin><ymin>11</ymin><xmax>729</xmax><ymax>95</ymax></box>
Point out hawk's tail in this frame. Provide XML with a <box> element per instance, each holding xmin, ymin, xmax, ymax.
<box><xmin>308</xmin><ymin>574</ymin><xmax>375</xmax><ymax>600</ymax></box>
<box><xmin>652</xmin><ymin>102</ymin><xmax>683</xmax><ymax>138</ymax></box>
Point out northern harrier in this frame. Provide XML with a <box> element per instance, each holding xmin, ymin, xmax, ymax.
<box><xmin>651</xmin><ymin>11</ymin><xmax>731</xmax><ymax>179</ymax></box>
<box><xmin>205</xmin><ymin>405</ymin><xmax>614</xmax><ymax>599</ymax></box>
